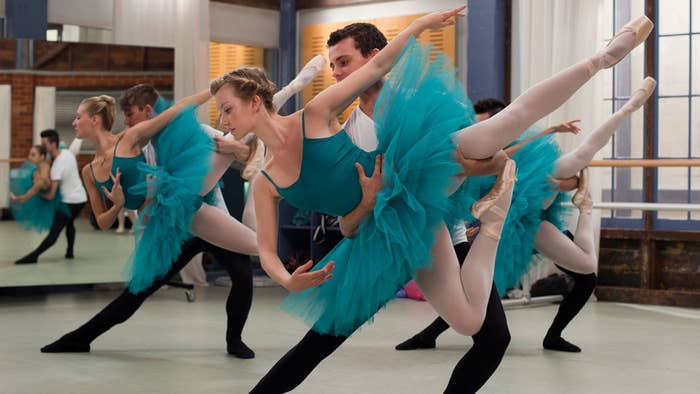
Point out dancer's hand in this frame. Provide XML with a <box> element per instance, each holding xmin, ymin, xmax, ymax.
<box><xmin>548</xmin><ymin>119</ymin><xmax>581</xmax><ymax>135</ymax></box>
<box><xmin>9</xmin><ymin>192</ymin><xmax>27</xmax><ymax>203</ymax></box>
<box><xmin>416</xmin><ymin>5</ymin><xmax>467</xmax><ymax>31</ymax></box>
<box><xmin>355</xmin><ymin>155</ymin><xmax>383</xmax><ymax>210</ymax></box>
<box><xmin>551</xmin><ymin>175</ymin><xmax>579</xmax><ymax>191</ymax></box>
<box><xmin>214</xmin><ymin>134</ymin><xmax>250</xmax><ymax>160</ymax></box>
<box><xmin>286</xmin><ymin>260</ymin><xmax>335</xmax><ymax>291</ymax></box>
<box><xmin>102</xmin><ymin>168</ymin><xmax>125</xmax><ymax>207</ymax></box>
<box><xmin>456</xmin><ymin>149</ymin><xmax>507</xmax><ymax>177</ymax></box>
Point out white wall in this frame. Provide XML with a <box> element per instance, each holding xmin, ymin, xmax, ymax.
<box><xmin>0</xmin><ymin>85</ymin><xmax>10</xmax><ymax>208</ymax></box>
<box><xmin>297</xmin><ymin>0</ymin><xmax>467</xmax><ymax>84</ymax></box>
<box><xmin>48</xmin><ymin>0</ymin><xmax>113</xmax><ymax>30</ymax></box>
<box><xmin>209</xmin><ymin>2</ymin><xmax>279</xmax><ymax>47</ymax></box>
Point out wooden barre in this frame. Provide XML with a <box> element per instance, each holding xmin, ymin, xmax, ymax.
<box><xmin>589</xmin><ymin>159</ymin><xmax>700</xmax><ymax>167</ymax></box>
<box><xmin>0</xmin><ymin>158</ymin><xmax>25</xmax><ymax>163</ymax></box>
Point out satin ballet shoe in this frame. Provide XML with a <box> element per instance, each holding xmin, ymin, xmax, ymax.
<box><xmin>471</xmin><ymin>160</ymin><xmax>516</xmax><ymax>241</ymax></box>
<box><xmin>572</xmin><ymin>168</ymin><xmax>593</xmax><ymax>214</ymax></box>
<box><xmin>600</xmin><ymin>15</ymin><xmax>654</xmax><ymax>69</ymax></box>
<box><xmin>622</xmin><ymin>77</ymin><xmax>656</xmax><ymax>113</ymax></box>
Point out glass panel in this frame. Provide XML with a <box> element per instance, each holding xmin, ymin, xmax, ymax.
<box><xmin>611</xmin><ymin>98</ymin><xmax>645</xmax><ymax>159</ymax></box>
<box><xmin>659</xmin><ymin>36</ymin><xmax>690</xmax><ymax>96</ymax></box>
<box><xmin>657</xmin><ymin>167</ymin><xmax>690</xmax><ymax>220</ymax></box>
<box><xmin>658</xmin><ymin>98</ymin><xmax>690</xmax><ymax>158</ymax></box>
<box><xmin>693</xmin><ymin>36</ymin><xmax>700</xmax><ymax>95</ymax></box>
<box><xmin>692</xmin><ymin>97</ymin><xmax>700</xmax><ymax>157</ymax></box>
<box><xmin>612</xmin><ymin>167</ymin><xmax>644</xmax><ymax>219</ymax></box>
<box><xmin>659</xmin><ymin>0</ymin><xmax>690</xmax><ymax>35</ymax></box>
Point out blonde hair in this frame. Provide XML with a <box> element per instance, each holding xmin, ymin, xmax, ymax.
<box><xmin>81</xmin><ymin>95</ymin><xmax>116</xmax><ymax>130</ymax></box>
<box><xmin>210</xmin><ymin>67</ymin><xmax>276</xmax><ymax>111</ymax></box>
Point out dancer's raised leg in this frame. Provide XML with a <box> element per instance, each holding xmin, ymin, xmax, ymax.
<box><xmin>456</xmin><ymin>16</ymin><xmax>653</xmax><ymax>159</ymax></box>
<box><xmin>553</xmin><ymin>77</ymin><xmax>656</xmax><ymax>178</ymax></box>
<box><xmin>190</xmin><ymin>203</ymin><xmax>258</xmax><ymax>255</ymax></box>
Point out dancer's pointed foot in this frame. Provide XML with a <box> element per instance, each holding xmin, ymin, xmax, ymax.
<box><xmin>543</xmin><ymin>336</ymin><xmax>582</xmax><ymax>353</ymax></box>
<box><xmin>471</xmin><ymin>159</ymin><xmax>516</xmax><ymax>240</ymax></box>
<box><xmin>227</xmin><ymin>339</ymin><xmax>255</xmax><ymax>359</ymax></box>
<box><xmin>572</xmin><ymin>168</ymin><xmax>593</xmax><ymax>214</ymax></box>
<box><xmin>41</xmin><ymin>334</ymin><xmax>90</xmax><ymax>353</ymax></box>
<box><xmin>395</xmin><ymin>334</ymin><xmax>436</xmax><ymax>351</ymax></box>
<box><xmin>622</xmin><ymin>77</ymin><xmax>656</xmax><ymax>113</ymax></box>
<box><xmin>589</xmin><ymin>15</ymin><xmax>653</xmax><ymax>73</ymax></box>
<box><xmin>15</xmin><ymin>254</ymin><xmax>38</xmax><ymax>265</ymax></box>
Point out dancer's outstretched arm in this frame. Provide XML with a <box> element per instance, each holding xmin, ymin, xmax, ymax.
<box><xmin>504</xmin><ymin>119</ymin><xmax>580</xmax><ymax>157</ymax></box>
<box><xmin>253</xmin><ymin>175</ymin><xmax>335</xmax><ymax>291</ymax></box>
<box><xmin>67</xmin><ymin>138</ymin><xmax>83</xmax><ymax>156</ymax></box>
<box><xmin>305</xmin><ymin>6</ymin><xmax>466</xmax><ymax>128</ymax></box>
<box><xmin>123</xmin><ymin>90</ymin><xmax>212</xmax><ymax>149</ymax></box>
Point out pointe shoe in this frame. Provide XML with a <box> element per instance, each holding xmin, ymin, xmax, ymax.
<box><xmin>623</xmin><ymin>77</ymin><xmax>656</xmax><ymax>113</ymax></box>
<box><xmin>471</xmin><ymin>160</ymin><xmax>516</xmax><ymax>242</ymax></box>
<box><xmin>572</xmin><ymin>168</ymin><xmax>593</xmax><ymax>214</ymax></box>
<box><xmin>600</xmin><ymin>16</ymin><xmax>654</xmax><ymax>69</ymax></box>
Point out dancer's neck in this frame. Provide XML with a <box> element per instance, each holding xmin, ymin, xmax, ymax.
<box><xmin>358</xmin><ymin>79</ymin><xmax>384</xmax><ymax>119</ymax></box>
<box><xmin>253</xmin><ymin>113</ymin><xmax>287</xmax><ymax>154</ymax></box>
<box><xmin>91</xmin><ymin>131</ymin><xmax>117</xmax><ymax>159</ymax></box>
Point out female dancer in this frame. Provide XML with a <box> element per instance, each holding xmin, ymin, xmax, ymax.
<box><xmin>211</xmin><ymin>5</ymin><xmax>652</xmax><ymax>391</ymax></box>
<box><xmin>9</xmin><ymin>145</ymin><xmax>68</xmax><ymax>232</ymax></box>
<box><xmin>402</xmin><ymin>76</ymin><xmax>656</xmax><ymax>356</ymax></box>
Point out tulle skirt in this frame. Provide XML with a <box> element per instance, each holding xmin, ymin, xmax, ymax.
<box><xmin>9</xmin><ymin>162</ymin><xmax>68</xmax><ymax>232</ymax></box>
<box><xmin>123</xmin><ymin>100</ymin><xmax>213</xmax><ymax>294</ymax></box>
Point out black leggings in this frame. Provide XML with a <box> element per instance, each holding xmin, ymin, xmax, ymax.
<box><xmin>250</xmin><ymin>242</ymin><xmax>510</xmax><ymax>394</ymax></box>
<box><xmin>63</xmin><ymin>237</ymin><xmax>253</xmax><ymax>346</ymax></box>
<box><xmin>27</xmin><ymin>202</ymin><xmax>85</xmax><ymax>258</ymax></box>
<box><xmin>546</xmin><ymin>264</ymin><xmax>597</xmax><ymax>339</ymax></box>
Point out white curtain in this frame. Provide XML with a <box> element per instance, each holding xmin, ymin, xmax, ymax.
<box><xmin>33</xmin><ymin>87</ymin><xmax>56</xmax><ymax>145</ymax></box>
<box><xmin>0</xmin><ymin>85</ymin><xmax>10</xmax><ymax>208</ymax></box>
<box><xmin>112</xmin><ymin>0</ymin><xmax>209</xmax><ymax>118</ymax></box>
<box><xmin>511</xmin><ymin>1</ymin><xmax>608</xmax><ymax>292</ymax></box>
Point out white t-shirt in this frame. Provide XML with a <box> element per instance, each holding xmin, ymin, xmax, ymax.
<box><xmin>343</xmin><ymin>106</ymin><xmax>379</xmax><ymax>153</ymax></box>
<box><xmin>344</xmin><ymin>107</ymin><xmax>464</xmax><ymax>245</ymax></box>
<box><xmin>50</xmin><ymin>150</ymin><xmax>87</xmax><ymax>204</ymax></box>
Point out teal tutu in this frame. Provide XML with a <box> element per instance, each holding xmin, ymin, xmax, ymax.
<box><xmin>281</xmin><ymin>38</ymin><xmax>476</xmax><ymax>336</ymax></box>
<box><xmin>123</xmin><ymin>99</ymin><xmax>212</xmax><ymax>294</ymax></box>
<box><xmin>459</xmin><ymin>131</ymin><xmax>571</xmax><ymax>295</ymax></box>
<box><xmin>9</xmin><ymin>162</ymin><xmax>68</xmax><ymax>232</ymax></box>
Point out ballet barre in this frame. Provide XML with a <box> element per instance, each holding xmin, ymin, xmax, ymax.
<box><xmin>0</xmin><ymin>158</ymin><xmax>25</xmax><ymax>163</ymax></box>
<box><xmin>563</xmin><ymin>202</ymin><xmax>700</xmax><ymax>212</ymax></box>
<box><xmin>590</xmin><ymin>159</ymin><xmax>700</xmax><ymax>167</ymax></box>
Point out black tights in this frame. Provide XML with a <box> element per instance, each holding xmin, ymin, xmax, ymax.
<box><xmin>545</xmin><ymin>264</ymin><xmax>597</xmax><ymax>341</ymax></box>
<box><xmin>25</xmin><ymin>202</ymin><xmax>85</xmax><ymax>258</ymax></box>
<box><xmin>250</xmin><ymin>242</ymin><xmax>510</xmax><ymax>394</ymax></box>
<box><xmin>44</xmin><ymin>237</ymin><xmax>252</xmax><ymax>347</ymax></box>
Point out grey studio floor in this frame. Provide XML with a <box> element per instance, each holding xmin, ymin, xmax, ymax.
<box><xmin>1</xmin><ymin>221</ymin><xmax>699</xmax><ymax>394</ymax></box>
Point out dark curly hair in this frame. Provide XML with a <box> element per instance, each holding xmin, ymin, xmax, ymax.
<box><xmin>474</xmin><ymin>98</ymin><xmax>507</xmax><ymax>117</ymax></box>
<box><xmin>327</xmin><ymin>23</ymin><xmax>388</xmax><ymax>57</ymax></box>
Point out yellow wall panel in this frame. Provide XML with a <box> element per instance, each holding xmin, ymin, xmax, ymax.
<box><xmin>301</xmin><ymin>14</ymin><xmax>456</xmax><ymax>123</ymax></box>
